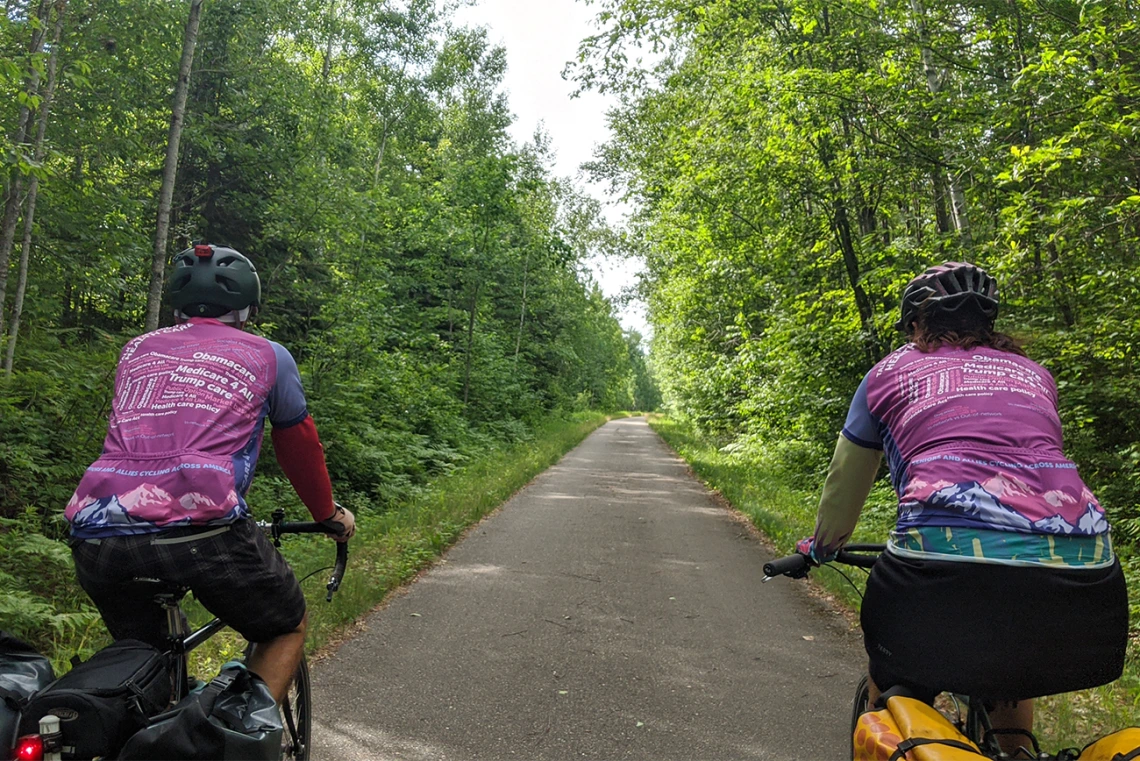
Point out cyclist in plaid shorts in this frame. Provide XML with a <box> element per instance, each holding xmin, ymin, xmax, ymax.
<box><xmin>67</xmin><ymin>243</ymin><xmax>355</xmax><ymax>704</ymax></box>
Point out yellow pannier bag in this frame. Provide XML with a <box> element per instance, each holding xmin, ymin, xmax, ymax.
<box><xmin>1076</xmin><ymin>727</ymin><xmax>1140</xmax><ymax>760</ymax></box>
<box><xmin>853</xmin><ymin>696</ymin><xmax>985</xmax><ymax>761</ymax></box>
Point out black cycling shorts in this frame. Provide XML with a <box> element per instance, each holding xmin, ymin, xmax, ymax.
<box><xmin>72</xmin><ymin>518</ymin><xmax>306</xmax><ymax>646</ymax></box>
<box><xmin>861</xmin><ymin>551</ymin><xmax>1127</xmax><ymax>702</ymax></box>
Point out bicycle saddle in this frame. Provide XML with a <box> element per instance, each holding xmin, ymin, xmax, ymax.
<box><xmin>125</xmin><ymin>577</ymin><xmax>191</xmax><ymax>604</ymax></box>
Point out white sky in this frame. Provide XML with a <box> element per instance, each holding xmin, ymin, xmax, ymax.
<box><xmin>453</xmin><ymin>0</ymin><xmax>648</xmax><ymax>336</ymax></box>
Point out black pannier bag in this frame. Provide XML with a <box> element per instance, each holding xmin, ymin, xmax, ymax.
<box><xmin>19</xmin><ymin>639</ymin><xmax>170</xmax><ymax>760</ymax></box>
<box><xmin>119</xmin><ymin>661</ymin><xmax>282</xmax><ymax>761</ymax></box>
<box><xmin>0</xmin><ymin>631</ymin><xmax>55</xmax><ymax>751</ymax></box>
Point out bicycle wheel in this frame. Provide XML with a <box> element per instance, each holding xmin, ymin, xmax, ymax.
<box><xmin>849</xmin><ymin>675</ymin><xmax>871</xmax><ymax>760</ymax></box>
<box><xmin>280</xmin><ymin>656</ymin><xmax>312</xmax><ymax>761</ymax></box>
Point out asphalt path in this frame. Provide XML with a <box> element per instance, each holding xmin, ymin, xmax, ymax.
<box><xmin>311</xmin><ymin>417</ymin><xmax>864</xmax><ymax>760</ymax></box>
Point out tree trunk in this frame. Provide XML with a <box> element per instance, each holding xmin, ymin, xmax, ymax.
<box><xmin>145</xmin><ymin>0</ymin><xmax>204</xmax><ymax>332</ymax></box>
<box><xmin>514</xmin><ymin>248</ymin><xmax>530</xmax><ymax>361</ymax></box>
<box><xmin>462</xmin><ymin>281</ymin><xmax>480</xmax><ymax>406</ymax></box>
<box><xmin>372</xmin><ymin>123</ymin><xmax>389</xmax><ymax>187</ymax></box>
<box><xmin>930</xmin><ymin>168</ymin><xmax>952</xmax><ymax>234</ymax></box>
<box><xmin>911</xmin><ymin>0</ymin><xmax>972</xmax><ymax>247</ymax></box>
<box><xmin>5</xmin><ymin>0</ymin><xmax>66</xmax><ymax>376</ymax></box>
<box><xmin>0</xmin><ymin>0</ymin><xmax>51</xmax><ymax>325</ymax></box>
<box><xmin>321</xmin><ymin>0</ymin><xmax>337</xmax><ymax>84</ymax></box>
<box><xmin>831</xmin><ymin>190</ymin><xmax>882</xmax><ymax>363</ymax></box>
<box><xmin>814</xmin><ymin>126</ymin><xmax>882</xmax><ymax>363</ymax></box>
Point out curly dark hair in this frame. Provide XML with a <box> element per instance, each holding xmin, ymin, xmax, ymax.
<box><xmin>909</xmin><ymin>308</ymin><xmax>1025</xmax><ymax>357</ymax></box>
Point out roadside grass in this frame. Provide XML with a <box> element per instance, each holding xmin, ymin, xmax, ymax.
<box><xmin>180</xmin><ymin>410</ymin><xmax>616</xmax><ymax>675</ymax></box>
<box><xmin>647</xmin><ymin>414</ymin><xmax>1140</xmax><ymax>750</ymax></box>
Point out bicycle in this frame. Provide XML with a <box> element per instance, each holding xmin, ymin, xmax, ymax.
<box><xmin>762</xmin><ymin>544</ymin><xmax>1073</xmax><ymax>761</ymax></box>
<box><xmin>155</xmin><ymin>508</ymin><xmax>348</xmax><ymax>761</ymax></box>
<box><xmin>13</xmin><ymin>509</ymin><xmax>350</xmax><ymax>761</ymax></box>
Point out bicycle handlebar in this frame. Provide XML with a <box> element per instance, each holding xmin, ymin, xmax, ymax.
<box><xmin>762</xmin><ymin>543</ymin><xmax>885</xmax><ymax>581</ymax></box>
<box><xmin>763</xmin><ymin>553</ymin><xmax>810</xmax><ymax>578</ymax></box>
<box><xmin>261</xmin><ymin>515</ymin><xmax>351</xmax><ymax>602</ymax></box>
<box><xmin>327</xmin><ymin>541</ymin><xmax>348</xmax><ymax>602</ymax></box>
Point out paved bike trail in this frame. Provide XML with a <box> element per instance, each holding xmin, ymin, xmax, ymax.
<box><xmin>311</xmin><ymin>417</ymin><xmax>864</xmax><ymax>760</ymax></box>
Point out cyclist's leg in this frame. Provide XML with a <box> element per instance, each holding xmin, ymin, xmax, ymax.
<box><xmin>988</xmin><ymin>699</ymin><xmax>1034</xmax><ymax>757</ymax></box>
<box><xmin>246</xmin><ymin>611</ymin><xmax>307</xmax><ymax>704</ymax></box>
<box><xmin>864</xmin><ymin>670</ymin><xmax>880</xmax><ymax>707</ymax></box>
<box><xmin>70</xmin><ymin>535</ymin><xmax>167</xmax><ymax>645</ymax></box>
<box><xmin>183</xmin><ymin>519</ymin><xmax>308</xmax><ymax>704</ymax></box>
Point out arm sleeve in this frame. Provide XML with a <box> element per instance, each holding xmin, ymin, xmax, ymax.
<box><xmin>271</xmin><ymin>417</ymin><xmax>336</xmax><ymax>522</ymax></box>
<box><xmin>812</xmin><ymin>436</ymin><xmax>884</xmax><ymax>559</ymax></box>
<box><xmin>266</xmin><ymin>342</ymin><xmax>334</xmax><ymax>522</ymax></box>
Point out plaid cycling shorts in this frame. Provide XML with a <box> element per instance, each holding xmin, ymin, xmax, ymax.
<box><xmin>71</xmin><ymin>518</ymin><xmax>306</xmax><ymax>645</ymax></box>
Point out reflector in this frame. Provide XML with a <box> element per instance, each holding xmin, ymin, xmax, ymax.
<box><xmin>14</xmin><ymin>734</ymin><xmax>44</xmax><ymax>761</ymax></box>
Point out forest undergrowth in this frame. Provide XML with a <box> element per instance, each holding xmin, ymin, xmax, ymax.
<box><xmin>649</xmin><ymin>415</ymin><xmax>1140</xmax><ymax>751</ymax></box>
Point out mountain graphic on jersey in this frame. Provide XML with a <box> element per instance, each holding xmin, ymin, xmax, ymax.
<box><xmin>69</xmin><ymin>483</ymin><xmax>242</xmax><ymax>532</ymax></box>
<box><xmin>902</xmin><ymin>479</ymin><xmax>1108</xmax><ymax>537</ymax></box>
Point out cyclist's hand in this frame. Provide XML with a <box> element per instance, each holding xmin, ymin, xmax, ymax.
<box><xmin>321</xmin><ymin>504</ymin><xmax>355</xmax><ymax>542</ymax></box>
<box><xmin>795</xmin><ymin>536</ymin><xmax>835</xmax><ymax>566</ymax></box>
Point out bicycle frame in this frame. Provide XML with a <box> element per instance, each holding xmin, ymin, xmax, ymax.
<box><xmin>147</xmin><ymin>588</ymin><xmax>227</xmax><ymax>702</ymax></box>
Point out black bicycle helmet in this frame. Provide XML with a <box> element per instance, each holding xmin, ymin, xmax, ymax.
<box><xmin>167</xmin><ymin>243</ymin><xmax>261</xmax><ymax>319</ymax></box>
<box><xmin>896</xmin><ymin>261</ymin><xmax>999</xmax><ymax>333</ymax></box>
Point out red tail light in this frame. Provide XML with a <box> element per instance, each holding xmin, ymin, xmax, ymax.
<box><xmin>14</xmin><ymin>735</ymin><xmax>44</xmax><ymax>761</ymax></box>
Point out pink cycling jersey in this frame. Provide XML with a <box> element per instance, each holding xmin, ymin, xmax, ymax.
<box><xmin>843</xmin><ymin>344</ymin><xmax>1106</xmax><ymax>537</ymax></box>
<box><xmin>67</xmin><ymin>318</ymin><xmax>310</xmax><ymax>537</ymax></box>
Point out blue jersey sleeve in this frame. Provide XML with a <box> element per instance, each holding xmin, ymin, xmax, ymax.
<box><xmin>267</xmin><ymin>342</ymin><xmax>310</xmax><ymax>428</ymax></box>
<box><xmin>841</xmin><ymin>373</ymin><xmax>883</xmax><ymax>450</ymax></box>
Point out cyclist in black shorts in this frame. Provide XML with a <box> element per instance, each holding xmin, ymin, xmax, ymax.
<box><xmin>67</xmin><ymin>244</ymin><xmax>355</xmax><ymax>704</ymax></box>
<box><xmin>796</xmin><ymin>262</ymin><xmax>1128</xmax><ymax>754</ymax></box>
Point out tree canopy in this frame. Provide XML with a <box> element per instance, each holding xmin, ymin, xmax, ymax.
<box><xmin>0</xmin><ymin>0</ymin><xmax>658</xmax><ymax>645</ymax></box>
<box><xmin>571</xmin><ymin>0</ymin><xmax>1140</xmax><ymax>549</ymax></box>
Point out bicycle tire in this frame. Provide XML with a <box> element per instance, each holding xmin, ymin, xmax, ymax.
<box><xmin>281</xmin><ymin>656</ymin><xmax>312</xmax><ymax>761</ymax></box>
<box><xmin>849</xmin><ymin>675</ymin><xmax>870</xmax><ymax>760</ymax></box>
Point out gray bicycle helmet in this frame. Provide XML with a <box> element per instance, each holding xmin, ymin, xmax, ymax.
<box><xmin>896</xmin><ymin>261</ymin><xmax>999</xmax><ymax>333</ymax></box>
<box><xmin>168</xmin><ymin>243</ymin><xmax>261</xmax><ymax>319</ymax></box>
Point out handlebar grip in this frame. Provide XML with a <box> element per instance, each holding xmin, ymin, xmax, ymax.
<box><xmin>326</xmin><ymin>541</ymin><xmax>349</xmax><ymax>602</ymax></box>
<box><xmin>763</xmin><ymin>554</ymin><xmax>809</xmax><ymax>578</ymax></box>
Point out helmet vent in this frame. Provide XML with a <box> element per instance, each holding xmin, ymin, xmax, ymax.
<box><xmin>215</xmin><ymin>274</ymin><xmax>240</xmax><ymax>293</ymax></box>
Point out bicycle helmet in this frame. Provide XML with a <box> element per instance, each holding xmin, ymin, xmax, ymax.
<box><xmin>896</xmin><ymin>261</ymin><xmax>999</xmax><ymax>334</ymax></box>
<box><xmin>167</xmin><ymin>243</ymin><xmax>261</xmax><ymax>319</ymax></box>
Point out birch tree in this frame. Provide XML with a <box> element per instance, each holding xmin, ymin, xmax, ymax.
<box><xmin>4</xmin><ymin>0</ymin><xmax>66</xmax><ymax>375</ymax></box>
<box><xmin>144</xmin><ymin>0</ymin><xmax>203</xmax><ymax>332</ymax></box>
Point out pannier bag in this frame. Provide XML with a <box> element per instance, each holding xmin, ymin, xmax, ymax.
<box><xmin>854</xmin><ymin>695</ymin><xmax>987</xmax><ymax>761</ymax></box>
<box><xmin>119</xmin><ymin>661</ymin><xmax>283</xmax><ymax>761</ymax></box>
<box><xmin>18</xmin><ymin>639</ymin><xmax>170</xmax><ymax>760</ymax></box>
<box><xmin>0</xmin><ymin>631</ymin><xmax>55</xmax><ymax>752</ymax></box>
<box><xmin>1077</xmin><ymin>727</ymin><xmax>1140</xmax><ymax>761</ymax></box>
